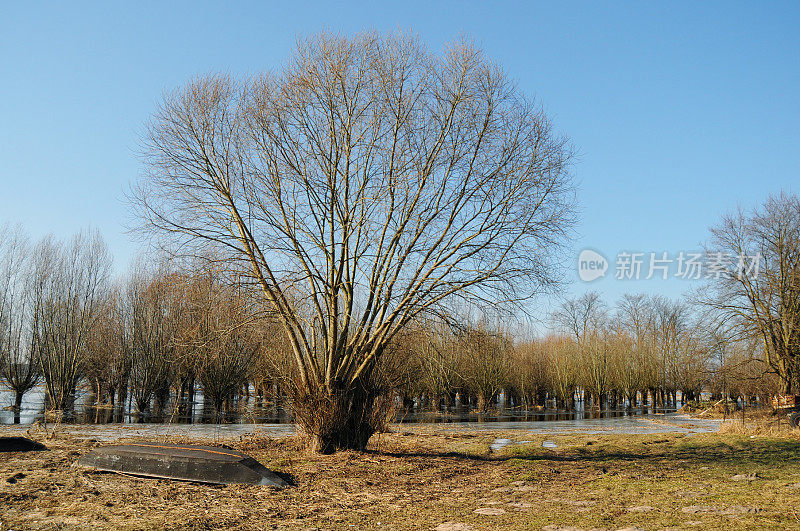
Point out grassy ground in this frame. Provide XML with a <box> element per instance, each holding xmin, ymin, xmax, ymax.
<box><xmin>2</xmin><ymin>423</ymin><xmax>800</xmax><ymax>530</ymax></box>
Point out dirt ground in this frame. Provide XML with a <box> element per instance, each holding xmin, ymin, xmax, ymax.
<box><xmin>2</xmin><ymin>422</ymin><xmax>800</xmax><ymax>530</ymax></box>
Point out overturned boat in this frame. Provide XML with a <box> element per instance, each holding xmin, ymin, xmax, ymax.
<box><xmin>77</xmin><ymin>442</ymin><xmax>289</xmax><ymax>487</ymax></box>
<box><xmin>0</xmin><ymin>436</ymin><xmax>48</xmax><ymax>452</ymax></box>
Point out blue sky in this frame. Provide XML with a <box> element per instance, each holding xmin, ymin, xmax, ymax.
<box><xmin>1</xmin><ymin>2</ymin><xmax>798</xmax><ymax>314</ymax></box>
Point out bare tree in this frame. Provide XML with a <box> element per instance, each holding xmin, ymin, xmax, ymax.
<box><xmin>701</xmin><ymin>192</ymin><xmax>800</xmax><ymax>394</ymax></box>
<box><xmin>0</xmin><ymin>226</ymin><xmax>40</xmax><ymax>422</ymax></box>
<box><xmin>458</xmin><ymin>324</ymin><xmax>509</xmax><ymax>411</ymax></box>
<box><xmin>616</xmin><ymin>293</ymin><xmax>656</xmax><ymax>404</ymax></box>
<box><xmin>606</xmin><ymin>324</ymin><xmax>638</xmax><ymax>408</ymax></box>
<box><xmin>542</xmin><ymin>334</ymin><xmax>578</xmax><ymax>410</ymax></box>
<box><xmin>181</xmin><ymin>269</ymin><xmax>260</xmax><ymax>419</ymax></box>
<box><xmin>391</xmin><ymin>320</ymin><xmax>458</xmax><ymax>411</ymax></box>
<box><xmin>716</xmin><ymin>336</ymin><xmax>779</xmax><ymax>404</ymax></box>
<box><xmin>127</xmin><ymin>269</ymin><xmax>176</xmax><ymax>418</ymax></box>
<box><xmin>552</xmin><ymin>292</ymin><xmax>610</xmax><ymax>408</ymax></box>
<box><xmin>134</xmin><ymin>31</ymin><xmax>575</xmax><ymax>451</ymax></box>
<box><xmin>84</xmin><ymin>287</ymin><xmax>132</xmax><ymax>421</ymax></box>
<box><xmin>33</xmin><ymin>231</ymin><xmax>111</xmax><ymax>413</ymax></box>
<box><xmin>552</xmin><ymin>292</ymin><xmax>606</xmax><ymax>346</ymax></box>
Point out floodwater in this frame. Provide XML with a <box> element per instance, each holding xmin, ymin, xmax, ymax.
<box><xmin>430</xmin><ymin>413</ymin><xmax>723</xmax><ymax>435</ymax></box>
<box><xmin>0</xmin><ymin>413</ymin><xmax>723</xmax><ymax>442</ymax></box>
<box><xmin>0</xmin><ymin>385</ymin><xmax>292</xmax><ymax>425</ymax></box>
<box><xmin>0</xmin><ymin>384</ymin><xmax>721</xmax><ymax>441</ymax></box>
<box><xmin>0</xmin><ymin>385</ymin><xmax>684</xmax><ymax>426</ymax></box>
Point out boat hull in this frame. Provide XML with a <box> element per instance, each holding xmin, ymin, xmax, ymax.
<box><xmin>77</xmin><ymin>442</ymin><xmax>289</xmax><ymax>487</ymax></box>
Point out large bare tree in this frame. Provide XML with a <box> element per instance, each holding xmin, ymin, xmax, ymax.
<box><xmin>134</xmin><ymin>32</ymin><xmax>575</xmax><ymax>451</ymax></box>
<box><xmin>701</xmin><ymin>192</ymin><xmax>800</xmax><ymax>394</ymax></box>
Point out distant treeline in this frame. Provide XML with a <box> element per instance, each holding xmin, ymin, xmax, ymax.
<box><xmin>391</xmin><ymin>293</ymin><xmax>777</xmax><ymax>414</ymax></box>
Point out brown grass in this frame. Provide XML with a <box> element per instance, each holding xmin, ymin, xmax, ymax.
<box><xmin>3</xmin><ymin>424</ymin><xmax>800</xmax><ymax>529</ymax></box>
<box><xmin>680</xmin><ymin>402</ymin><xmax>776</xmax><ymax>420</ymax></box>
<box><xmin>717</xmin><ymin>414</ymin><xmax>800</xmax><ymax>438</ymax></box>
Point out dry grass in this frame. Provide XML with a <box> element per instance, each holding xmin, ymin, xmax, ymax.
<box><xmin>681</xmin><ymin>402</ymin><xmax>800</xmax><ymax>437</ymax></box>
<box><xmin>3</xmin><ymin>424</ymin><xmax>800</xmax><ymax>530</ymax></box>
<box><xmin>680</xmin><ymin>402</ymin><xmax>776</xmax><ymax>420</ymax></box>
<box><xmin>717</xmin><ymin>414</ymin><xmax>800</xmax><ymax>438</ymax></box>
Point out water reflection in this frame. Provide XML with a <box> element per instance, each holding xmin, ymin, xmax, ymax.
<box><xmin>0</xmin><ymin>385</ymin><xmax>295</xmax><ymax>425</ymax></box>
<box><xmin>2</xmin><ymin>384</ymin><xmax>683</xmax><ymax>426</ymax></box>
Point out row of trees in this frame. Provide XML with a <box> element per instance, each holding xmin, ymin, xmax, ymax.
<box><xmin>1</xmin><ymin>195</ymin><xmax>794</xmax><ymax>429</ymax></box>
<box><xmin>0</xmin><ymin>228</ymin><xmax>110</xmax><ymax>417</ymax></box>
<box><xmin>394</xmin><ymin>293</ymin><xmax>778</xmax><ymax>414</ymax></box>
<box><xmin>0</xmin><ymin>227</ymin><xmax>278</xmax><ymax>423</ymax></box>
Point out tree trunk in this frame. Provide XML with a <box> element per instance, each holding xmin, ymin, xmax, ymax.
<box><xmin>13</xmin><ymin>391</ymin><xmax>24</xmax><ymax>424</ymax></box>
<box><xmin>445</xmin><ymin>392</ymin><xmax>456</xmax><ymax>408</ymax></box>
<box><xmin>536</xmin><ymin>388</ymin><xmax>547</xmax><ymax>408</ymax></box>
<box><xmin>476</xmin><ymin>393</ymin><xmax>488</xmax><ymax>412</ymax></box>
<box><xmin>402</xmin><ymin>394</ymin><xmax>415</xmax><ymax>410</ymax></box>
<box><xmin>116</xmin><ymin>383</ymin><xmax>128</xmax><ymax>423</ymax></box>
<box><xmin>293</xmin><ymin>384</ymin><xmax>388</xmax><ymax>454</ymax></box>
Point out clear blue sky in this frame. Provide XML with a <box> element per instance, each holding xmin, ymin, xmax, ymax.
<box><xmin>1</xmin><ymin>2</ymin><xmax>798</xmax><ymax>312</ymax></box>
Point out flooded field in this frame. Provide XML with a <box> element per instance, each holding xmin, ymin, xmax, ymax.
<box><xmin>0</xmin><ymin>385</ymin><xmax>683</xmax><ymax>426</ymax></box>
